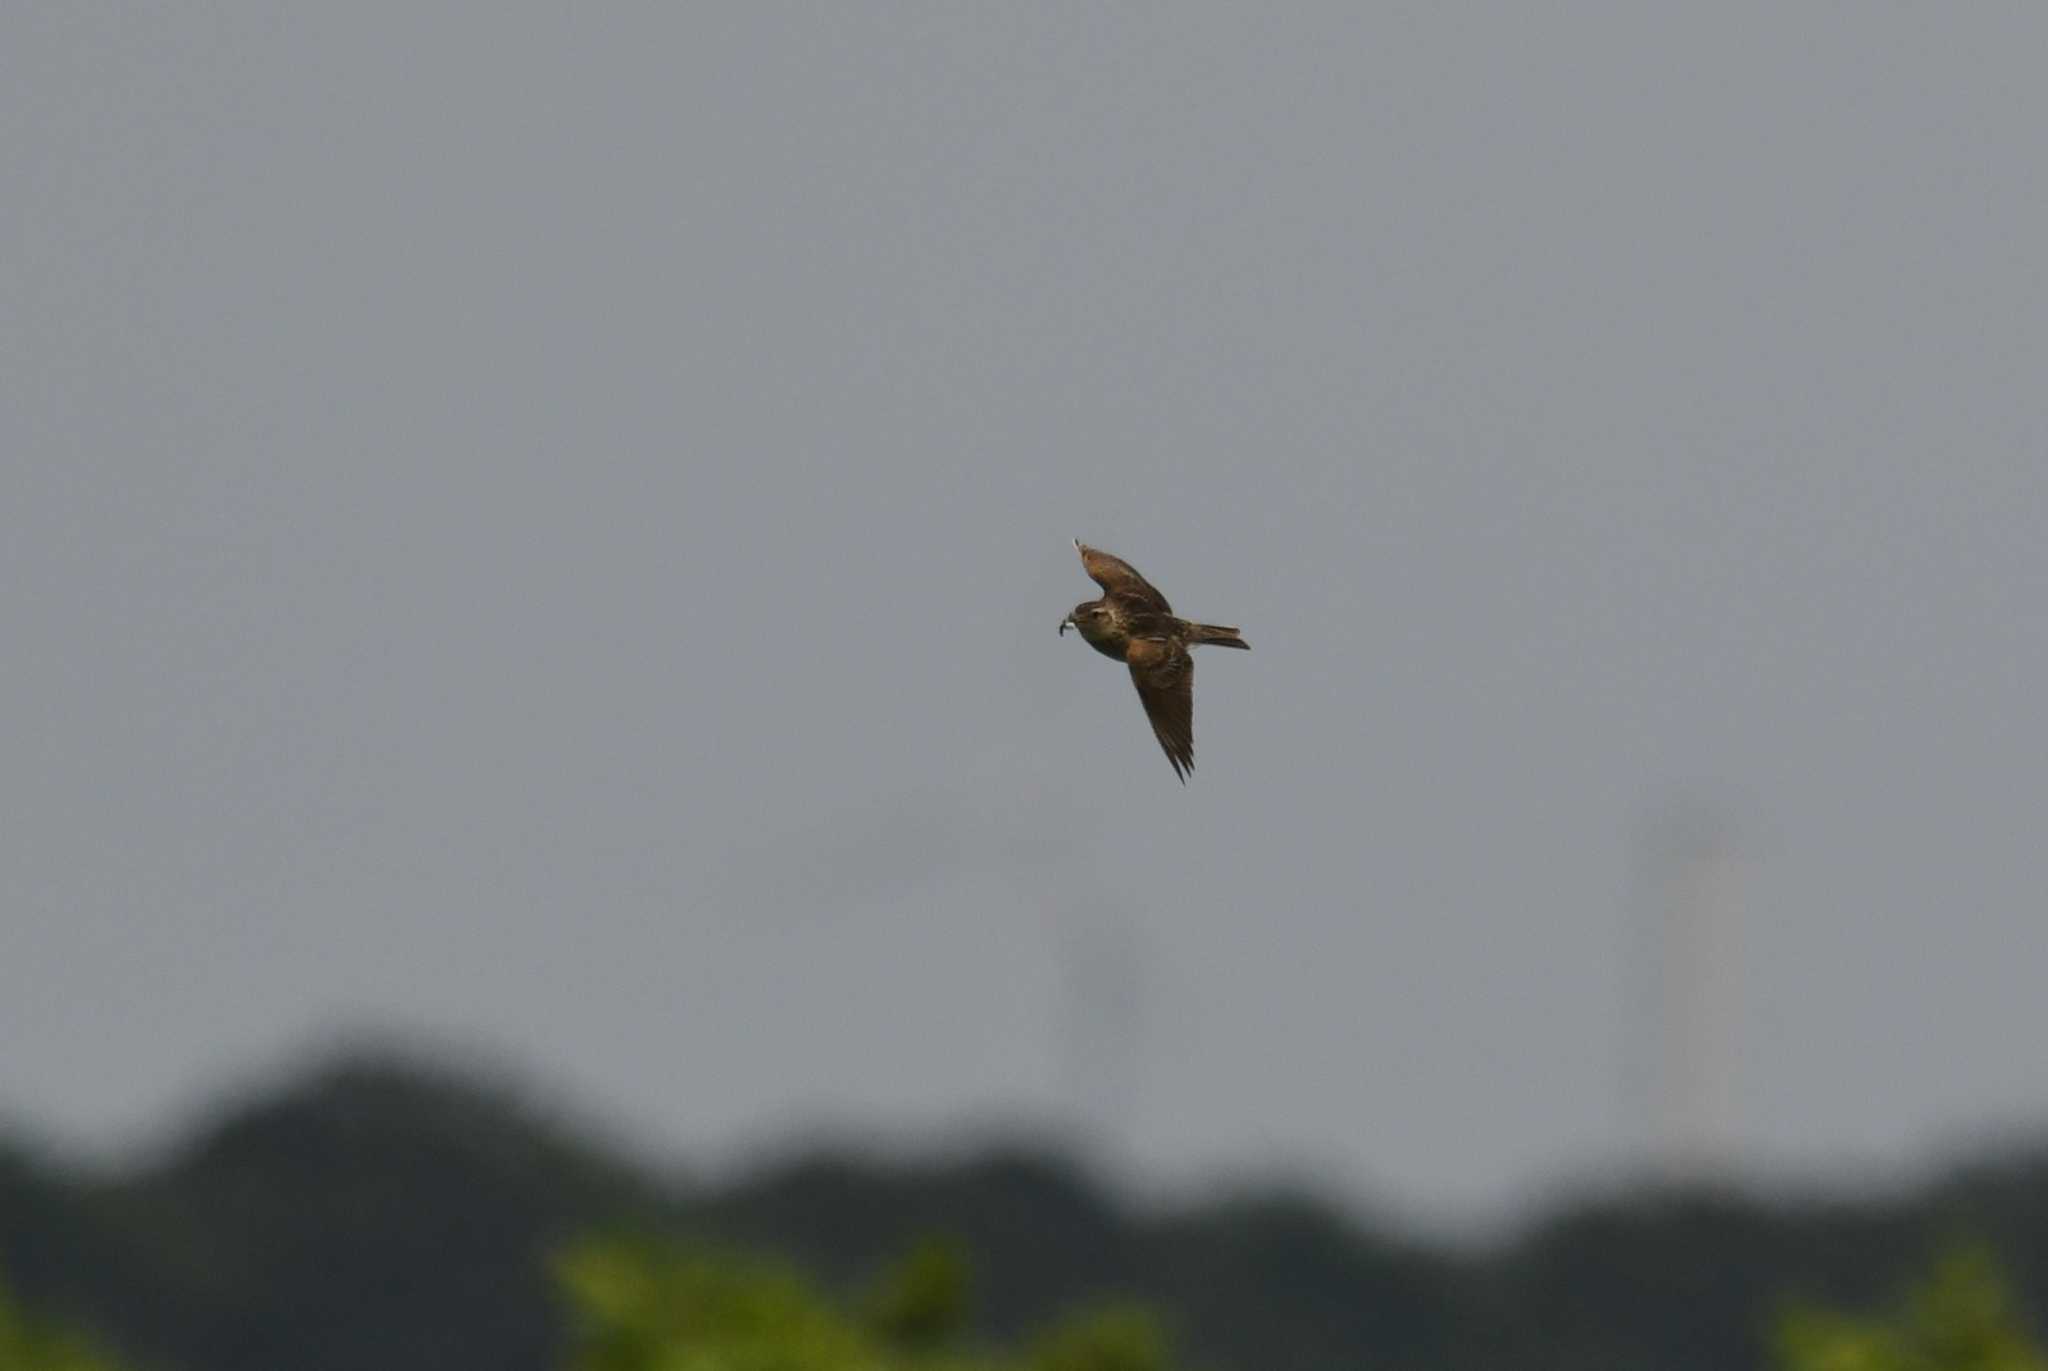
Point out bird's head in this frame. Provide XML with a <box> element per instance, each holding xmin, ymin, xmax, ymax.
<box><xmin>1061</xmin><ymin>600</ymin><xmax>1116</xmax><ymax>643</ymax></box>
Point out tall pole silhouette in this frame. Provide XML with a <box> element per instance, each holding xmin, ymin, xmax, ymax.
<box><xmin>1631</xmin><ymin>804</ymin><xmax>1743</xmax><ymax>1179</ymax></box>
<box><xmin>1053</xmin><ymin>901</ymin><xmax>1143</xmax><ymax>1150</ymax></box>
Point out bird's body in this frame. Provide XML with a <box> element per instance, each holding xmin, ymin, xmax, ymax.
<box><xmin>1059</xmin><ymin>540</ymin><xmax>1247</xmax><ymax>782</ymax></box>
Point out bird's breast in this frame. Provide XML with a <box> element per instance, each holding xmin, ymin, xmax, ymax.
<box><xmin>1074</xmin><ymin>617</ymin><xmax>1131</xmax><ymax>661</ymax></box>
<box><xmin>1079</xmin><ymin>630</ymin><xmax>1128</xmax><ymax>662</ymax></box>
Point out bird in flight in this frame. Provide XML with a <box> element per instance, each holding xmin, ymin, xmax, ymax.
<box><xmin>1059</xmin><ymin>540</ymin><xmax>1248</xmax><ymax>782</ymax></box>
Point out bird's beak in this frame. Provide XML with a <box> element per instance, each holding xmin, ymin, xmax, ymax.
<box><xmin>1059</xmin><ymin>614</ymin><xmax>1073</xmax><ymax>636</ymax></box>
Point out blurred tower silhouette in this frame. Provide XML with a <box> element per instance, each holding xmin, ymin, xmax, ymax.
<box><xmin>1630</xmin><ymin>804</ymin><xmax>1744</xmax><ymax>1180</ymax></box>
<box><xmin>1053</xmin><ymin>902</ymin><xmax>1143</xmax><ymax>1150</ymax></box>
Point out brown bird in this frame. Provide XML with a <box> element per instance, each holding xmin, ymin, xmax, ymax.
<box><xmin>1059</xmin><ymin>539</ymin><xmax>1248</xmax><ymax>782</ymax></box>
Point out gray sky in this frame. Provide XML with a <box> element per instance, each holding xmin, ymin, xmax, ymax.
<box><xmin>5</xmin><ymin>4</ymin><xmax>2046</xmax><ymax>1226</ymax></box>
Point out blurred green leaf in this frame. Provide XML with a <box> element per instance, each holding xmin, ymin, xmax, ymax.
<box><xmin>556</xmin><ymin>1236</ymin><xmax>1178</xmax><ymax>1371</ymax></box>
<box><xmin>1775</xmin><ymin>1247</ymin><xmax>2048</xmax><ymax>1371</ymax></box>
<box><xmin>1029</xmin><ymin>1304</ymin><xmax>1169</xmax><ymax>1371</ymax></box>
<box><xmin>0</xmin><ymin>1279</ymin><xmax>127</xmax><ymax>1371</ymax></box>
<box><xmin>867</xmin><ymin>1235</ymin><xmax>972</xmax><ymax>1351</ymax></box>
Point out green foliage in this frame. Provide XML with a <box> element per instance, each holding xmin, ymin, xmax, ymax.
<box><xmin>0</xmin><ymin>1280</ymin><xmax>126</xmax><ymax>1371</ymax></box>
<box><xmin>1027</xmin><ymin>1305</ymin><xmax>1169</xmax><ymax>1371</ymax></box>
<box><xmin>556</xmin><ymin>1236</ymin><xmax>1176</xmax><ymax>1371</ymax></box>
<box><xmin>1776</xmin><ymin>1248</ymin><xmax>2048</xmax><ymax>1371</ymax></box>
<box><xmin>865</xmin><ymin>1236</ymin><xmax>973</xmax><ymax>1350</ymax></box>
<box><xmin>15</xmin><ymin>1054</ymin><xmax>2048</xmax><ymax>1371</ymax></box>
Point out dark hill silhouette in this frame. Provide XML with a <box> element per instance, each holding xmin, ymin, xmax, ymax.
<box><xmin>3</xmin><ymin>1050</ymin><xmax>2045</xmax><ymax>1371</ymax></box>
<box><xmin>5</xmin><ymin>1055</ymin><xmax>661</xmax><ymax>1371</ymax></box>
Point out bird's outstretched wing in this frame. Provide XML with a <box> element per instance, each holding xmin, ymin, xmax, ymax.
<box><xmin>1126</xmin><ymin>637</ymin><xmax>1195</xmax><ymax>782</ymax></box>
<box><xmin>1076</xmin><ymin>541</ymin><xmax>1172</xmax><ymax>613</ymax></box>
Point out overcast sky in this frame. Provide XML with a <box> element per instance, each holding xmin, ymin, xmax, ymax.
<box><xmin>5</xmin><ymin>5</ymin><xmax>2045</xmax><ymax>1227</ymax></box>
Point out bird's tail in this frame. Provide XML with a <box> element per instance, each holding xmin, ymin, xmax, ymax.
<box><xmin>1190</xmin><ymin>622</ymin><xmax>1249</xmax><ymax>650</ymax></box>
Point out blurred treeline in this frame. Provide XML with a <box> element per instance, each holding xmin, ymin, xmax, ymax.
<box><xmin>4</xmin><ymin>1053</ymin><xmax>2047</xmax><ymax>1371</ymax></box>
